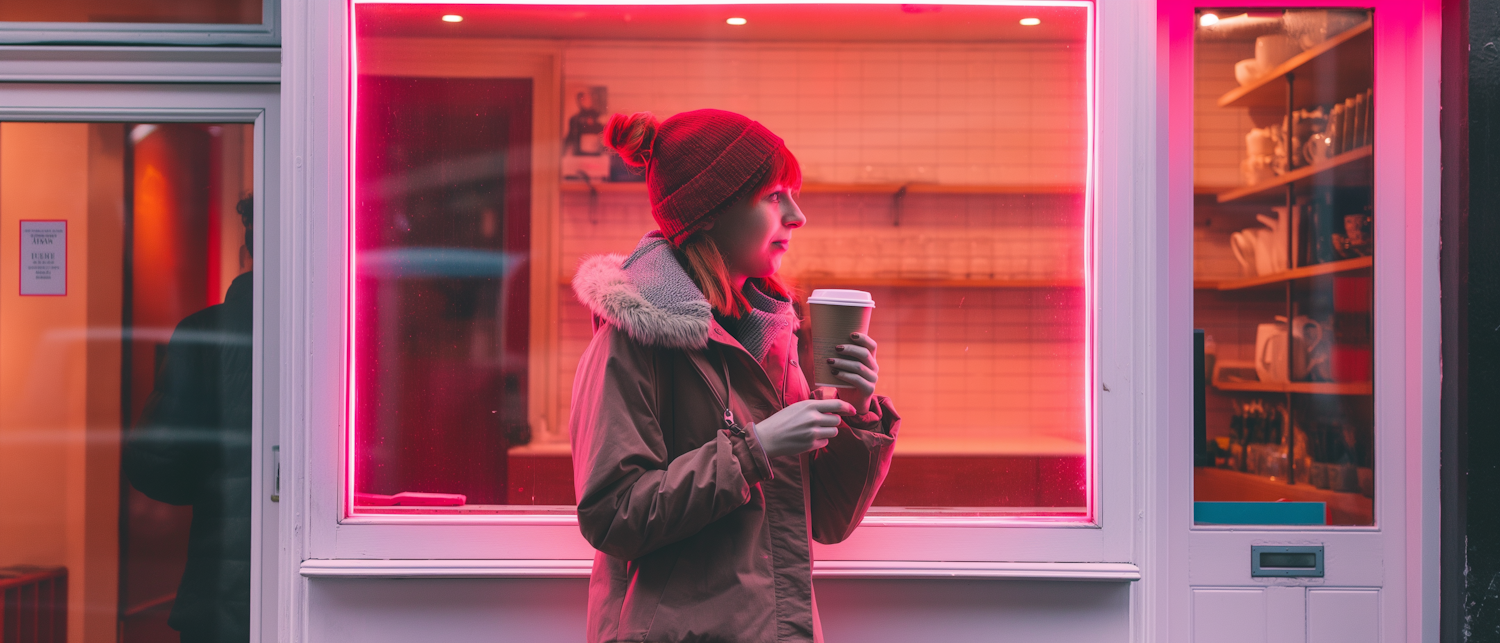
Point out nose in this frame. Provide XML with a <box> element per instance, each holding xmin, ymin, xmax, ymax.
<box><xmin>783</xmin><ymin>194</ymin><xmax>807</xmax><ymax>229</ymax></box>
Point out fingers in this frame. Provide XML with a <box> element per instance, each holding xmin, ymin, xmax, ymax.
<box><xmin>836</xmin><ymin>370</ymin><xmax>877</xmax><ymax>395</ymax></box>
<box><xmin>845</xmin><ymin>332</ymin><xmax>877</xmax><ymax>354</ymax></box>
<box><xmin>825</xmin><ymin>357</ymin><xmax>877</xmax><ymax>383</ymax></box>
<box><xmin>803</xmin><ymin>399</ymin><xmax>857</xmax><ymax>416</ymax></box>
<box><xmin>811</xmin><ymin>411</ymin><xmax>843</xmax><ymax>427</ymax></box>
<box><xmin>811</xmin><ymin>426</ymin><xmax>839</xmax><ymax>440</ymax></box>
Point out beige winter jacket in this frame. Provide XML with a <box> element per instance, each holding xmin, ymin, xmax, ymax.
<box><xmin>570</xmin><ymin>232</ymin><xmax>899</xmax><ymax>643</ymax></box>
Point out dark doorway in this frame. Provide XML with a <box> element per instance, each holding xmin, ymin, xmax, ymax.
<box><xmin>354</xmin><ymin>76</ymin><xmax>534</xmax><ymax>507</ymax></box>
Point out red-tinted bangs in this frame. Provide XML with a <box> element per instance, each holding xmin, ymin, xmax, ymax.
<box><xmin>751</xmin><ymin>145</ymin><xmax>803</xmax><ymax>200</ymax></box>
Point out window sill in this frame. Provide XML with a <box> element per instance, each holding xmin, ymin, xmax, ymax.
<box><xmin>299</xmin><ymin>559</ymin><xmax>1140</xmax><ymax>582</ymax></box>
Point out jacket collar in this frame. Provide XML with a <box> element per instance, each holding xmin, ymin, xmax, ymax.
<box><xmin>573</xmin><ymin>231</ymin><xmax>800</xmax><ymax>357</ymax></box>
<box><xmin>573</xmin><ymin>231</ymin><xmax>714</xmax><ymax>349</ymax></box>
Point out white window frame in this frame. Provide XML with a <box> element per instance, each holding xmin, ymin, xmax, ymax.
<box><xmin>284</xmin><ymin>0</ymin><xmax>1160</xmax><ymax>591</ymax></box>
<box><xmin>0</xmin><ymin>80</ymin><xmax>282</xmax><ymax>643</ymax></box>
<box><xmin>0</xmin><ymin>0</ymin><xmax>278</xmax><ymax>46</ymax></box>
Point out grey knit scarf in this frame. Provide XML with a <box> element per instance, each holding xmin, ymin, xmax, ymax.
<box><xmin>718</xmin><ymin>280</ymin><xmax>795</xmax><ymax>363</ymax></box>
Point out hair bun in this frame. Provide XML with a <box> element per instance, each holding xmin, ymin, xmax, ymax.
<box><xmin>604</xmin><ymin>111</ymin><xmax>658</xmax><ymax>168</ymax></box>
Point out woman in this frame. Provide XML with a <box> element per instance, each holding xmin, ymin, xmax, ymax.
<box><xmin>570</xmin><ymin>108</ymin><xmax>900</xmax><ymax>643</ymax></box>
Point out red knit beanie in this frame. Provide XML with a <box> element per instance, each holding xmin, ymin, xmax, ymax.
<box><xmin>604</xmin><ymin>109</ymin><xmax>784</xmax><ymax>246</ymax></box>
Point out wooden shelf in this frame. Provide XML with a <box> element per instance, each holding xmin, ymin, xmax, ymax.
<box><xmin>1217</xmin><ymin>20</ymin><xmax>1373</xmax><ymax>110</ymax></box>
<box><xmin>559</xmin><ymin>181</ymin><xmax>1082</xmax><ymax>196</ymax></box>
<box><xmin>1216</xmin><ymin>146</ymin><xmax>1372</xmax><ymax>203</ymax></box>
<box><xmin>557</xmin><ymin>180</ymin><xmax>649</xmax><ymax>193</ymax></box>
<box><xmin>557</xmin><ymin>275</ymin><xmax>1081</xmax><ymax>289</ymax></box>
<box><xmin>1212</xmin><ymin>379</ymin><xmax>1372</xmax><ymax>396</ymax></box>
<box><xmin>799</xmin><ymin>276</ymin><xmax>1082</xmax><ymax>289</ymax></box>
<box><xmin>1210</xmin><ymin>255</ymin><xmax>1371</xmax><ymax>291</ymax></box>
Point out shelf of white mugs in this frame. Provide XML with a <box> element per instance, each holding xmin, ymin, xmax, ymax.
<box><xmin>1217</xmin><ymin>145</ymin><xmax>1372</xmax><ymax>204</ymax></box>
<box><xmin>557</xmin><ymin>181</ymin><xmax>1084</xmax><ymax>196</ymax></box>
<box><xmin>1206</xmin><ymin>255</ymin><xmax>1371</xmax><ymax>291</ymax></box>
<box><xmin>778</xmin><ymin>229</ymin><xmax>1080</xmax><ymax>286</ymax></box>
<box><xmin>1217</xmin><ymin>19</ymin><xmax>1372</xmax><ymax>110</ymax></box>
<box><xmin>1212</xmin><ymin>379</ymin><xmax>1372</xmax><ymax>396</ymax></box>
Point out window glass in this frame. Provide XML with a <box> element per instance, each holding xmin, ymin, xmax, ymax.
<box><xmin>0</xmin><ymin>0</ymin><xmax>260</xmax><ymax>24</ymax></box>
<box><xmin>1192</xmin><ymin>8</ymin><xmax>1374</xmax><ymax>526</ymax></box>
<box><xmin>352</xmin><ymin>2</ymin><xmax>1092</xmax><ymax>516</ymax></box>
<box><xmin>0</xmin><ymin>122</ymin><xmax>257</xmax><ymax>640</ymax></box>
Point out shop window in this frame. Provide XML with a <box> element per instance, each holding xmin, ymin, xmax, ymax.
<box><xmin>1191</xmin><ymin>8</ymin><xmax>1374</xmax><ymax>526</ymax></box>
<box><xmin>350</xmin><ymin>2</ymin><xmax>1093</xmax><ymax>517</ymax></box>
<box><xmin>0</xmin><ymin>0</ymin><xmax>261</xmax><ymax>25</ymax></box>
<box><xmin>0</xmin><ymin>122</ymin><xmax>257</xmax><ymax>640</ymax></box>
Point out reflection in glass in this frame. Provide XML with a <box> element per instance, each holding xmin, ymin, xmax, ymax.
<box><xmin>353</xmin><ymin>3</ymin><xmax>1091</xmax><ymax>515</ymax></box>
<box><xmin>0</xmin><ymin>122</ymin><xmax>255</xmax><ymax>641</ymax></box>
<box><xmin>1192</xmin><ymin>9</ymin><xmax>1374</xmax><ymax>526</ymax></box>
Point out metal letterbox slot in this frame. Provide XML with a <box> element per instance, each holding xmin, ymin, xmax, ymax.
<box><xmin>1250</xmin><ymin>545</ymin><xmax>1324</xmax><ymax>577</ymax></box>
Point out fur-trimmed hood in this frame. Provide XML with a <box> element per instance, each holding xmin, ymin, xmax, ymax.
<box><xmin>572</xmin><ymin>231</ymin><xmax>715</xmax><ymax>349</ymax></box>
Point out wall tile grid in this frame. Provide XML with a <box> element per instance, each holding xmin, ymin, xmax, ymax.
<box><xmin>552</xmin><ymin>41</ymin><xmax>1087</xmax><ymax>456</ymax></box>
<box><xmin>1194</xmin><ymin>39</ymin><xmax>1257</xmax><ymax>191</ymax></box>
<box><xmin>555</xmin><ymin>189</ymin><xmax>1084</xmax><ymax>454</ymax></box>
<box><xmin>562</xmin><ymin>42</ymin><xmax>1086</xmax><ymax>187</ymax></box>
<box><xmin>1193</xmin><ymin>41</ymin><xmax>1294</xmax><ymax>283</ymax></box>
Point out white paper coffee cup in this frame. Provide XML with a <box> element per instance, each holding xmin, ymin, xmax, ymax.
<box><xmin>808</xmin><ymin>289</ymin><xmax>875</xmax><ymax>388</ymax></box>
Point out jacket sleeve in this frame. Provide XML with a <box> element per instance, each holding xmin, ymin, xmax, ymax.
<box><xmin>122</xmin><ymin>314</ymin><xmax>218</xmax><ymax>506</ymax></box>
<box><xmin>806</xmin><ymin>394</ymin><xmax>900</xmax><ymax>545</ymax></box>
<box><xmin>571</xmin><ymin>326</ymin><xmax>774</xmax><ymax>561</ymax></box>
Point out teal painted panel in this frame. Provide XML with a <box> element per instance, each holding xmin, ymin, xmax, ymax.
<box><xmin>1194</xmin><ymin>501</ymin><xmax>1326</xmax><ymax>525</ymax></box>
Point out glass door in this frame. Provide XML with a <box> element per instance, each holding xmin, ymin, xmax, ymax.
<box><xmin>0</xmin><ymin>120</ymin><xmax>254</xmax><ymax>643</ymax></box>
<box><xmin>1192</xmin><ymin>8</ymin><xmax>1374</xmax><ymax>527</ymax></box>
<box><xmin>0</xmin><ymin>79</ymin><xmax>276</xmax><ymax>643</ymax></box>
<box><xmin>1164</xmin><ymin>3</ymin><xmax>1429</xmax><ymax>640</ymax></box>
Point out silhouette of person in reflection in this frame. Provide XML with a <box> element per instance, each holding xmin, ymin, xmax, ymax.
<box><xmin>124</xmin><ymin>195</ymin><xmax>254</xmax><ymax>643</ymax></box>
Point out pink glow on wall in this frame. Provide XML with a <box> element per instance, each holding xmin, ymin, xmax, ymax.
<box><xmin>345</xmin><ymin>0</ymin><xmax>1097</xmax><ymax>522</ymax></box>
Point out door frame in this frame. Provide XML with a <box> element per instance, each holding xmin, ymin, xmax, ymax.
<box><xmin>0</xmin><ymin>82</ymin><xmax>281</xmax><ymax>643</ymax></box>
<box><xmin>1155</xmin><ymin>1</ymin><xmax>1442</xmax><ymax>641</ymax></box>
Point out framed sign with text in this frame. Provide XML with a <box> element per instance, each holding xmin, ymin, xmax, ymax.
<box><xmin>20</xmin><ymin>220</ymin><xmax>66</xmax><ymax>296</ymax></box>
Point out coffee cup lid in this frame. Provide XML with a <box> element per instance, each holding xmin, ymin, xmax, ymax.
<box><xmin>807</xmin><ymin>289</ymin><xmax>875</xmax><ymax>308</ymax></box>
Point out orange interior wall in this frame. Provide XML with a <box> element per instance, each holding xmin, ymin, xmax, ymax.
<box><xmin>212</xmin><ymin>124</ymin><xmax>253</xmax><ymax>303</ymax></box>
<box><xmin>127</xmin><ymin>124</ymin><xmax>210</xmax><ymax>422</ymax></box>
<box><xmin>0</xmin><ymin>122</ymin><xmax>126</xmax><ymax>643</ymax></box>
<box><xmin>117</xmin><ymin>125</ymin><xmax>211</xmax><ymax>634</ymax></box>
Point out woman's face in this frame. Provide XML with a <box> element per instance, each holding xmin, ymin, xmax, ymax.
<box><xmin>706</xmin><ymin>184</ymin><xmax>806</xmax><ymax>283</ymax></box>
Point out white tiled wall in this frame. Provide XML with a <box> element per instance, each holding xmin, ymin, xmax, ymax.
<box><xmin>563</xmin><ymin>41</ymin><xmax>1087</xmax><ymax>187</ymax></box>
<box><xmin>1195</xmin><ymin>39</ymin><xmax>1257</xmax><ymax>188</ymax></box>
<box><xmin>550</xmin><ymin>39</ymin><xmax>1089</xmax><ymax>456</ymax></box>
<box><xmin>555</xmin><ymin>189</ymin><xmax>1085</xmax><ymax>454</ymax></box>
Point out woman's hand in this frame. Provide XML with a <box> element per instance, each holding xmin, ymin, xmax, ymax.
<box><xmin>826</xmin><ymin>332</ymin><xmax>880</xmax><ymax>413</ymax></box>
<box><xmin>753</xmin><ymin>399</ymin><xmax>856</xmax><ymax>459</ymax></box>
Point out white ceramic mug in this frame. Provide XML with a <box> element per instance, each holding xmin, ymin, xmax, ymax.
<box><xmin>1230</xmin><ymin>231</ymin><xmax>1259</xmax><ymax>277</ymax></box>
<box><xmin>1256</xmin><ymin>320</ymin><xmax>1290</xmax><ymax>383</ymax></box>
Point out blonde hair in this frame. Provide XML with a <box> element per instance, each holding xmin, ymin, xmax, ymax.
<box><xmin>678</xmin><ymin>233</ymin><xmax>795</xmax><ymax>318</ymax></box>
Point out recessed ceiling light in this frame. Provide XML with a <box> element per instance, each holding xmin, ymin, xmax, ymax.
<box><xmin>441</xmin><ymin>14</ymin><xmax>463</xmax><ymax>23</ymax></box>
<box><xmin>1019</xmin><ymin>17</ymin><xmax>1041</xmax><ymax>26</ymax></box>
<box><xmin>726</xmin><ymin>17</ymin><xmax>747</xmax><ymax>26</ymax></box>
<box><xmin>1199</xmin><ymin>13</ymin><xmax>1219</xmax><ymax>26</ymax></box>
